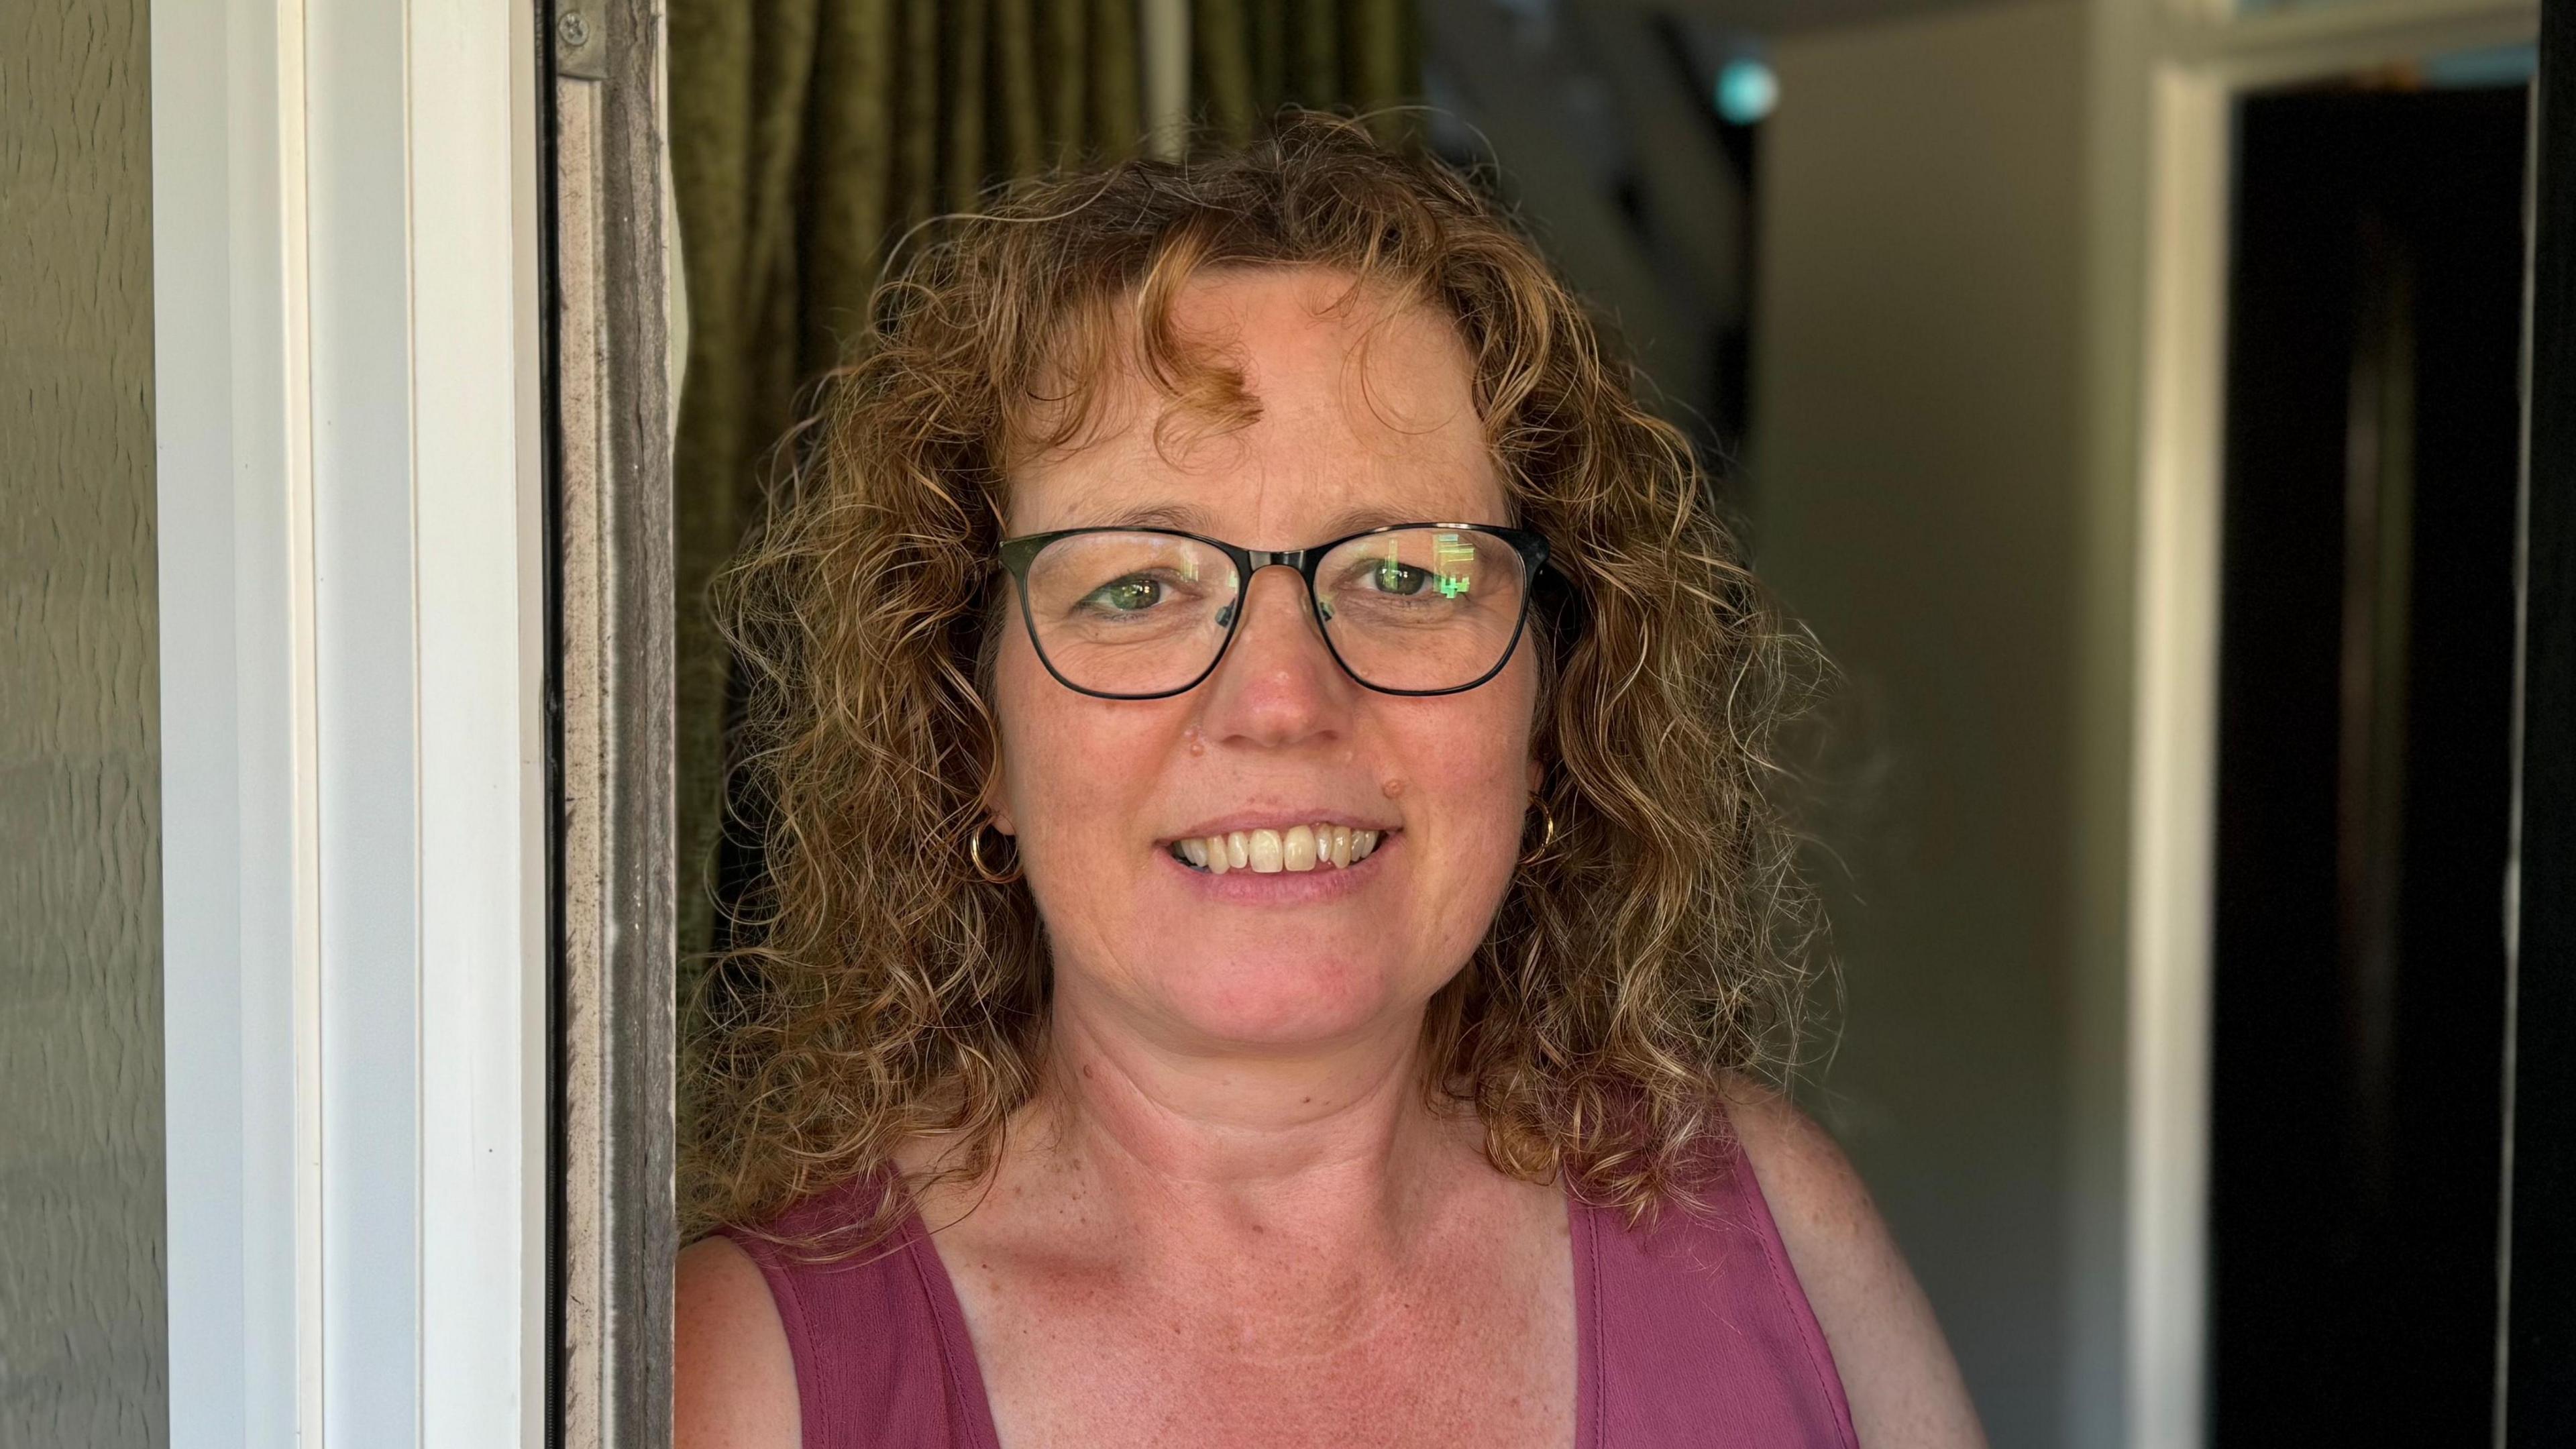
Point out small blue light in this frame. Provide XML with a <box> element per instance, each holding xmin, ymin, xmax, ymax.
<box><xmin>1715</xmin><ymin>58</ymin><xmax>1776</xmax><ymax>125</ymax></box>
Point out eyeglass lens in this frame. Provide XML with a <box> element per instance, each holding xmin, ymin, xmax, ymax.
<box><xmin>1016</xmin><ymin>526</ymin><xmax>1530</xmax><ymax>696</ymax></box>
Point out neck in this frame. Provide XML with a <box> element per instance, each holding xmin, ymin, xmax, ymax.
<box><xmin>1020</xmin><ymin>982</ymin><xmax>1462</xmax><ymax>1253</ymax></box>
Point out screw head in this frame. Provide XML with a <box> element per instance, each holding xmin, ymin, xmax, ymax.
<box><xmin>557</xmin><ymin>11</ymin><xmax>591</xmax><ymax>48</ymax></box>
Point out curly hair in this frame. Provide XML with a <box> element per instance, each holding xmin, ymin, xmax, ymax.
<box><xmin>686</xmin><ymin>111</ymin><xmax>1827</xmax><ymax>1244</ymax></box>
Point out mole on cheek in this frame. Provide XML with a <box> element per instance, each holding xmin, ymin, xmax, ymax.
<box><xmin>1381</xmin><ymin>777</ymin><xmax>1406</xmax><ymax>798</ymax></box>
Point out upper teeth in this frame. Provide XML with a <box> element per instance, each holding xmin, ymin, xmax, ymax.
<box><xmin>1175</xmin><ymin>824</ymin><xmax>1383</xmax><ymax>874</ymax></box>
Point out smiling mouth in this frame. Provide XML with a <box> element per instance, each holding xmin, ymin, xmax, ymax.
<box><xmin>1167</xmin><ymin>824</ymin><xmax>1387</xmax><ymax>875</ymax></box>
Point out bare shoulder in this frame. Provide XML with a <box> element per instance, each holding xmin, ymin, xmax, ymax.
<box><xmin>1722</xmin><ymin>1083</ymin><xmax>1990</xmax><ymax>1449</ymax></box>
<box><xmin>676</xmin><ymin>1235</ymin><xmax>802</xmax><ymax>1449</ymax></box>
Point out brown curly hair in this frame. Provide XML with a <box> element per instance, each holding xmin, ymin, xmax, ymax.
<box><xmin>687</xmin><ymin>111</ymin><xmax>1826</xmax><ymax>1244</ymax></box>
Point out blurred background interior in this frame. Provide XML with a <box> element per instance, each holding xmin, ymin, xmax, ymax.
<box><xmin>1</xmin><ymin>0</ymin><xmax>2540</xmax><ymax>1444</ymax></box>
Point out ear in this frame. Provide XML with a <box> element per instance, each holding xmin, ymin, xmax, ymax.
<box><xmin>1526</xmin><ymin>755</ymin><xmax>1543</xmax><ymax>796</ymax></box>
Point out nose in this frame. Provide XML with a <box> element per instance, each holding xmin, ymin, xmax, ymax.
<box><xmin>1197</xmin><ymin>565</ymin><xmax>1352</xmax><ymax>747</ymax></box>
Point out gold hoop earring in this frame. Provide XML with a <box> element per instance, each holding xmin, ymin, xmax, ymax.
<box><xmin>1520</xmin><ymin>795</ymin><xmax>1557</xmax><ymax>867</ymax></box>
<box><xmin>969</xmin><ymin>821</ymin><xmax>1022</xmax><ymax>884</ymax></box>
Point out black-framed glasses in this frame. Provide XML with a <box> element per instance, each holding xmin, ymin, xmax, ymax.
<box><xmin>996</xmin><ymin>522</ymin><xmax>1551</xmax><ymax>700</ymax></box>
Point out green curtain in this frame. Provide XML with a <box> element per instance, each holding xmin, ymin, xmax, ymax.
<box><xmin>667</xmin><ymin>0</ymin><xmax>1421</xmax><ymax>958</ymax></box>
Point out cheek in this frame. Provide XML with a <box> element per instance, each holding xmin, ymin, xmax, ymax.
<box><xmin>991</xmin><ymin>630</ymin><xmax>1167</xmax><ymax>874</ymax></box>
<box><xmin>1397</xmin><ymin>659</ymin><xmax>1541</xmax><ymax>922</ymax></box>
<box><xmin>1447</xmin><ymin>652</ymin><xmax>1540</xmax><ymax>806</ymax></box>
<box><xmin>994</xmin><ymin>629</ymin><xmax>1099</xmax><ymax>824</ymax></box>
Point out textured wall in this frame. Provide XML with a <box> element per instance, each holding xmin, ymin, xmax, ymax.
<box><xmin>0</xmin><ymin>0</ymin><xmax>168</xmax><ymax>1444</ymax></box>
<box><xmin>1752</xmin><ymin>4</ymin><xmax>2090</xmax><ymax>1446</ymax></box>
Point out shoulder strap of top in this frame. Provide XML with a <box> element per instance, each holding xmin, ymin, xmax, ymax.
<box><xmin>1573</xmin><ymin>1118</ymin><xmax>1860</xmax><ymax>1449</ymax></box>
<box><xmin>722</xmin><ymin>1177</ymin><xmax>999</xmax><ymax>1449</ymax></box>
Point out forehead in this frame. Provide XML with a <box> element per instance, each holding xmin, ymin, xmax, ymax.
<box><xmin>1007</xmin><ymin>267</ymin><xmax>1507</xmax><ymax>543</ymax></box>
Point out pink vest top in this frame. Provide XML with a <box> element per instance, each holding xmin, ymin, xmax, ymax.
<box><xmin>727</xmin><ymin>1129</ymin><xmax>1858</xmax><ymax>1448</ymax></box>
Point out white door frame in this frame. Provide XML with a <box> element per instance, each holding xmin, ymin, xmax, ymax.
<box><xmin>152</xmin><ymin>1</ymin><xmax>549</xmax><ymax>1443</ymax></box>
<box><xmin>2085</xmin><ymin>1</ymin><xmax>2537</xmax><ymax>1445</ymax></box>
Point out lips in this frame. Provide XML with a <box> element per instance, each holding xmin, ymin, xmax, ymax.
<box><xmin>1169</xmin><ymin>822</ymin><xmax>1386</xmax><ymax>874</ymax></box>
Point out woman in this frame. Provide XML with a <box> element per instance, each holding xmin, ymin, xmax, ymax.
<box><xmin>679</xmin><ymin>115</ymin><xmax>1984</xmax><ymax>1448</ymax></box>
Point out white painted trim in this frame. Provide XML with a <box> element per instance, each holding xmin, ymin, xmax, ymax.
<box><xmin>2087</xmin><ymin>2</ymin><xmax>2540</xmax><ymax>1447</ymax></box>
<box><xmin>306</xmin><ymin>0</ymin><xmax>425</xmax><ymax>1439</ymax></box>
<box><xmin>153</xmin><ymin>0</ymin><xmax>547</xmax><ymax>1443</ymax></box>
<box><xmin>151</xmin><ymin>0</ymin><xmax>324</xmax><ymax>1439</ymax></box>
<box><xmin>2123</xmin><ymin>61</ymin><xmax>2228</xmax><ymax>1449</ymax></box>
<box><xmin>410</xmin><ymin>0</ymin><xmax>551</xmax><ymax>1440</ymax></box>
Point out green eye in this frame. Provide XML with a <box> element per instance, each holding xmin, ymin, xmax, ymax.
<box><xmin>1372</xmin><ymin>560</ymin><xmax>1431</xmax><ymax>595</ymax></box>
<box><xmin>1083</xmin><ymin>577</ymin><xmax>1163</xmax><ymax>612</ymax></box>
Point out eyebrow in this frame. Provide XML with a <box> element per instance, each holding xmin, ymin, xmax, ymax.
<box><xmin>1089</xmin><ymin>502</ymin><xmax>1216</xmax><ymax>532</ymax></box>
<box><xmin>1069</xmin><ymin>500</ymin><xmax>1501</xmax><ymax>540</ymax></box>
<box><xmin>1318</xmin><ymin>504</ymin><xmax>1450</xmax><ymax>536</ymax></box>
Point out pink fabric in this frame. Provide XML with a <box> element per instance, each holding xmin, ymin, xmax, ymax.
<box><xmin>726</xmin><ymin>1127</ymin><xmax>1858</xmax><ymax>1448</ymax></box>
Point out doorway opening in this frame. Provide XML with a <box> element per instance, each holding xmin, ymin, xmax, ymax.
<box><xmin>2209</xmin><ymin>76</ymin><xmax>2528</xmax><ymax>1444</ymax></box>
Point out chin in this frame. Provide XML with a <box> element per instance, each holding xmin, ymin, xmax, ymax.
<box><xmin>1142</xmin><ymin>952</ymin><xmax>1417</xmax><ymax>1050</ymax></box>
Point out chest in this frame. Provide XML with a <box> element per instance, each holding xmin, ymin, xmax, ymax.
<box><xmin>949</xmin><ymin>1224</ymin><xmax>1578</xmax><ymax>1449</ymax></box>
